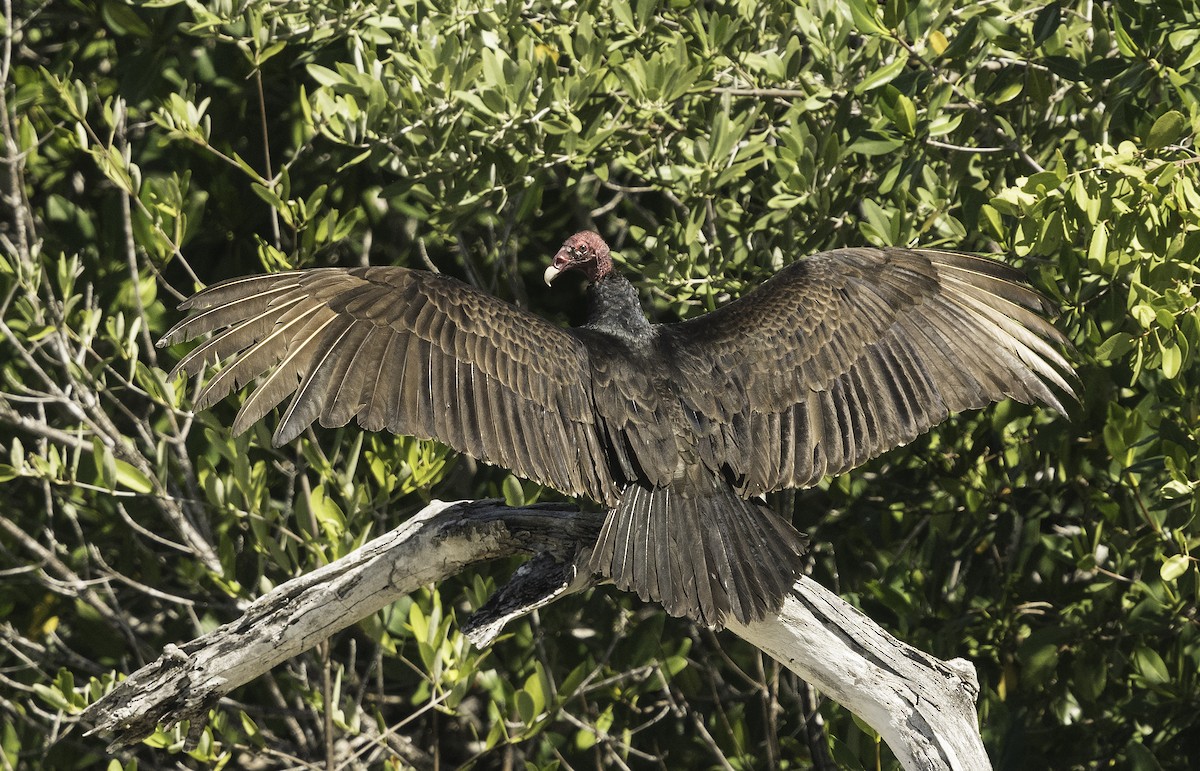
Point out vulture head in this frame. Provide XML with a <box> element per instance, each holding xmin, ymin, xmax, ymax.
<box><xmin>544</xmin><ymin>231</ymin><xmax>612</xmax><ymax>286</ymax></box>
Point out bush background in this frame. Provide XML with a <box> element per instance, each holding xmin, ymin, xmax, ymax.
<box><xmin>2</xmin><ymin>0</ymin><xmax>1198</xmax><ymax>768</ymax></box>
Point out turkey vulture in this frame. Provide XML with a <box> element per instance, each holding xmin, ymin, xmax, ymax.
<box><xmin>160</xmin><ymin>232</ymin><xmax>1076</xmax><ymax>627</ymax></box>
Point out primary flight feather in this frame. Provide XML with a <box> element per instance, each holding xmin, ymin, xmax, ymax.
<box><xmin>161</xmin><ymin>232</ymin><xmax>1077</xmax><ymax>627</ymax></box>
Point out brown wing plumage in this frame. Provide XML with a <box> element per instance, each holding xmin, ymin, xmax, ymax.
<box><xmin>662</xmin><ymin>247</ymin><xmax>1077</xmax><ymax>496</ymax></box>
<box><xmin>160</xmin><ymin>245</ymin><xmax>1075</xmax><ymax>628</ymax></box>
<box><xmin>159</xmin><ymin>267</ymin><xmax>620</xmax><ymax>505</ymax></box>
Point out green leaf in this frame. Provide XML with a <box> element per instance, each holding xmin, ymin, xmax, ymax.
<box><xmin>1179</xmin><ymin>43</ymin><xmax>1200</xmax><ymax>73</ymax></box>
<box><xmin>239</xmin><ymin>711</ymin><xmax>261</xmax><ymax>738</ymax></box>
<box><xmin>306</xmin><ymin>64</ymin><xmax>345</xmax><ymax>87</ymax></box>
<box><xmin>502</xmin><ymin>475</ymin><xmax>525</xmax><ymax>507</ymax></box>
<box><xmin>892</xmin><ymin>93</ymin><xmax>917</xmax><ymax>136</ymax></box>
<box><xmin>928</xmin><ymin>29</ymin><xmax>948</xmax><ymax>55</ymax></box>
<box><xmin>927</xmin><ymin>112</ymin><xmax>963</xmax><ymax>136</ymax></box>
<box><xmin>1072</xmin><ymin>653</ymin><xmax>1107</xmax><ymax>702</ymax></box>
<box><xmin>515</xmin><ymin>690</ymin><xmax>536</xmax><ymax>725</ymax></box>
<box><xmin>595</xmin><ymin>705</ymin><xmax>614</xmax><ymax>734</ymax></box>
<box><xmin>575</xmin><ymin>727</ymin><xmax>597</xmax><ymax>751</ymax></box>
<box><xmin>1161</xmin><ymin>343</ymin><xmax>1182</xmax><ymax>378</ymax></box>
<box><xmin>1110</xmin><ymin>13</ymin><xmax>1142</xmax><ymax>58</ymax></box>
<box><xmin>230</xmin><ymin>152</ymin><xmax>268</xmax><ymax>185</ymax></box>
<box><xmin>940</xmin><ymin>16</ymin><xmax>979</xmax><ymax>59</ymax></box>
<box><xmin>1087</xmin><ymin>222</ymin><xmax>1108</xmax><ymax>267</ymax></box>
<box><xmin>1160</xmin><ymin>554</ymin><xmax>1190</xmax><ymax>582</ymax></box>
<box><xmin>308</xmin><ymin>484</ymin><xmax>346</xmax><ymax>541</ymax></box>
<box><xmin>1134</xmin><ymin>647</ymin><xmax>1169</xmax><ymax>684</ymax></box>
<box><xmin>881</xmin><ymin>0</ymin><xmax>908</xmax><ymax>27</ymax></box>
<box><xmin>1132</xmin><ymin>304</ymin><xmax>1156</xmax><ymax>329</ymax></box>
<box><xmin>33</xmin><ymin>684</ymin><xmax>72</xmax><ymax>712</ymax></box>
<box><xmin>663</xmin><ymin>654</ymin><xmax>688</xmax><ymax>677</ymax></box>
<box><xmin>523</xmin><ymin>670</ymin><xmax>546</xmax><ymax>717</ymax></box>
<box><xmin>1096</xmin><ymin>332</ymin><xmax>1135</xmax><ymax>361</ymax></box>
<box><xmin>1032</xmin><ymin>4</ymin><xmax>1061</xmax><ymax>45</ymax></box>
<box><xmin>114</xmin><ymin>459</ymin><xmax>154</xmax><ymax>494</ymax></box>
<box><xmin>255</xmin><ymin>41</ymin><xmax>286</xmax><ymax>66</ymax></box>
<box><xmin>860</xmin><ymin>198</ymin><xmax>893</xmax><ymax>243</ymax></box>
<box><xmin>980</xmin><ymin>203</ymin><xmax>1004</xmax><ymax>237</ymax></box>
<box><xmin>611</xmin><ymin>0</ymin><xmax>634</xmax><ymax>29</ymax></box>
<box><xmin>558</xmin><ymin>663</ymin><xmax>590</xmax><ymax>700</ymax></box>
<box><xmin>850</xmin><ymin>710</ymin><xmax>880</xmax><ymax>739</ymax></box>
<box><xmin>1022</xmin><ymin>641</ymin><xmax>1060</xmax><ymax>682</ymax></box>
<box><xmin>1125</xmin><ymin>740</ymin><xmax>1165</xmax><ymax>771</ymax></box>
<box><xmin>846</xmin><ymin>0</ymin><xmax>887</xmax><ymax>35</ymax></box>
<box><xmin>251</xmin><ymin>182</ymin><xmax>287</xmax><ymax>213</ymax></box>
<box><xmin>100</xmin><ymin>1</ymin><xmax>152</xmax><ymax>37</ymax></box>
<box><xmin>1161</xmin><ymin>480</ymin><xmax>1197</xmax><ymax>500</ymax></box>
<box><xmin>1145</xmin><ymin>110</ymin><xmax>1188</xmax><ymax>150</ymax></box>
<box><xmin>854</xmin><ymin>57</ymin><xmax>907</xmax><ymax>94</ymax></box>
<box><xmin>847</xmin><ymin>130</ymin><xmax>904</xmax><ymax>156</ymax></box>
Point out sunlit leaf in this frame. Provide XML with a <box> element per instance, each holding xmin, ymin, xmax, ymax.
<box><xmin>1145</xmin><ymin>110</ymin><xmax>1188</xmax><ymax>150</ymax></box>
<box><xmin>1160</xmin><ymin>554</ymin><xmax>1190</xmax><ymax>582</ymax></box>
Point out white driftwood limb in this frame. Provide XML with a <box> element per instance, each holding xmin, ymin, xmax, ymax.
<box><xmin>83</xmin><ymin>499</ymin><xmax>597</xmax><ymax>748</ymax></box>
<box><xmin>729</xmin><ymin>583</ymin><xmax>988</xmax><ymax>771</ymax></box>
<box><xmin>84</xmin><ymin>500</ymin><xmax>989</xmax><ymax>770</ymax></box>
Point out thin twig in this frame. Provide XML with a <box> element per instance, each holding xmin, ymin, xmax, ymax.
<box><xmin>711</xmin><ymin>86</ymin><xmax>810</xmax><ymax>98</ymax></box>
<box><xmin>255</xmin><ymin>69</ymin><xmax>281</xmax><ymax>249</ymax></box>
<box><xmin>0</xmin><ymin>0</ymin><xmax>32</xmax><ymax>263</ymax></box>
<box><xmin>113</xmin><ymin>109</ymin><xmax>159</xmax><ymax>366</ymax></box>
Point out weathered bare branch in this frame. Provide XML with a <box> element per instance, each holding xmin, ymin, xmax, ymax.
<box><xmin>729</xmin><ymin>588</ymin><xmax>987</xmax><ymax>770</ymax></box>
<box><xmin>83</xmin><ymin>499</ymin><xmax>599</xmax><ymax>749</ymax></box>
<box><xmin>83</xmin><ymin>499</ymin><xmax>989</xmax><ymax>770</ymax></box>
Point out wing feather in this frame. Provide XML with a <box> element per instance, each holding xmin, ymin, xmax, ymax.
<box><xmin>663</xmin><ymin>247</ymin><xmax>1077</xmax><ymax>494</ymax></box>
<box><xmin>317</xmin><ymin>325</ymin><xmax>374</xmax><ymax>427</ymax></box>
<box><xmin>160</xmin><ymin>267</ymin><xmax>619</xmax><ymax>504</ymax></box>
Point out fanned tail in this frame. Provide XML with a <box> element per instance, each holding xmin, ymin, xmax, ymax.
<box><xmin>587</xmin><ymin>471</ymin><xmax>808</xmax><ymax>628</ymax></box>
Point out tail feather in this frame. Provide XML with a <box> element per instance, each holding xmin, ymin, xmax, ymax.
<box><xmin>587</xmin><ymin>472</ymin><xmax>808</xmax><ymax>628</ymax></box>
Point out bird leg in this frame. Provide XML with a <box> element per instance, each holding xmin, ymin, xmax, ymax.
<box><xmin>462</xmin><ymin>552</ymin><xmax>596</xmax><ymax>647</ymax></box>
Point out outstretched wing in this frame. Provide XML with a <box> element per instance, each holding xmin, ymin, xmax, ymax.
<box><xmin>662</xmin><ymin>247</ymin><xmax>1078</xmax><ymax>495</ymax></box>
<box><xmin>160</xmin><ymin>267</ymin><xmax>620</xmax><ymax>505</ymax></box>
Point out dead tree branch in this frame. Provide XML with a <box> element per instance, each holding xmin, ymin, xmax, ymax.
<box><xmin>83</xmin><ymin>499</ymin><xmax>989</xmax><ymax>771</ymax></box>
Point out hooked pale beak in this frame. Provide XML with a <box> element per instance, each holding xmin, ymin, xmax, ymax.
<box><xmin>543</xmin><ymin>249</ymin><xmax>570</xmax><ymax>286</ymax></box>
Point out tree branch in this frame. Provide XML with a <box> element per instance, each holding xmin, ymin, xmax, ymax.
<box><xmin>729</xmin><ymin>589</ymin><xmax>987</xmax><ymax>770</ymax></box>
<box><xmin>82</xmin><ymin>499</ymin><xmax>989</xmax><ymax>770</ymax></box>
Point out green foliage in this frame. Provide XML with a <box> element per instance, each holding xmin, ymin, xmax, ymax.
<box><xmin>2</xmin><ymin>0</ymin><xmax>1198</xmax><ymax>768</ymax></box>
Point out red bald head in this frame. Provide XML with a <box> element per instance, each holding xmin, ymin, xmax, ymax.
<box><xmin>544</xmin><ymin>231</ymin><xmax>613</xmax><ymax>285</ymax></box>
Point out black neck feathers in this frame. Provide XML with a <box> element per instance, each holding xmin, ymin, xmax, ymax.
<box><xmin>586</xmin><ymin>274</ymin><xmax>654</xmax><ymax>345</ymax></box>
